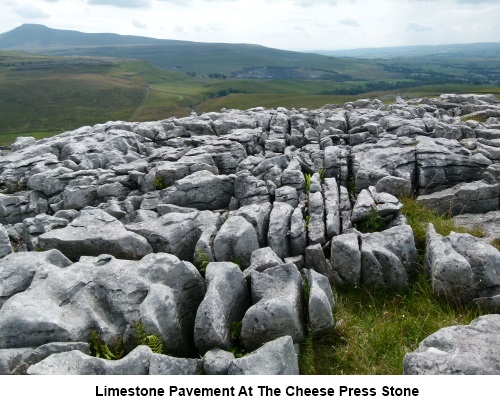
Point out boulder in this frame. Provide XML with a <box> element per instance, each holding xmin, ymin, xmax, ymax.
<box><xmin>267</xmin><ymin>202</ymin><xmax>294</xmax><ymax>259</ymax></box>
<box><xmin>417</xmin><ymin>180</ymin><xmax>499</xmax><ymax>216</ymax></box>
<box><xmin>0</xmin><ymin>224</ymin><xmax>13</xmax><ymax>259</ymax></box>
<box><xmin>194</xmin><ymin>262</ymin><xmax>250</xmax><ymax>354</ymax></box>
<box><xmin>149</xmin><ymin>354</ymin><xmax>203</xmax><ymax>375</ymax></box>
<box><xmin>203</xmin><ymin>348</ymin><xmax>235</xmax><ymax>375</ymax></box>
<box><xmin>330</xmin><ymin>233</ymin><xmax>361</xmax><ymax>285</ymax></box>
<box><xmin>305</xmin><ymin>269</ymin><xmax>335</xmax><ymax>334</ymax></box>
<box><xmin>0</xmin><ymin>250</ymin><xmax>72</xmax><ymax>309</ymax></box>
<box><xmin>404</xmin><ymin>315</ymin><xmax>500</xmax><ymax>375</ymax></box>
<box><xmin>213</xmin><ymin>216</ymin><xmax>259</xmax><ymax>268</ymax></box>
<box><xmin>125</xmin><ymin>211</ymin><xmax>221</xmax><ymax>262</ymax></box>
<box><xmin>307</xmin><ymin>191</ymin><xmax>326</xmax><ymax>245</ymax></box>
<box><xmin>27</xmin><ymin>346</ymin><xmax>154</xmax><ymax>375</ymax></box>
<box><xmin>160</xmin><ymin>170</ymin><xmax>234</xmax><ymax>210</ymax></box>
<box><xmin>241</xmin><ymin>264</ymin><xmax>304</xmax><ymax>350</ymax></box>
<box><xmin>228</xmin><ymin>336</ymin><xmax>299</xmax><ymax>375</ymax></box>
<box><xmin>323</xmin><ymin>178</ymin><xmax>341</xmax><ymax>239</ymax></box>
<box><xmin>245</xmin><ymin>247</ymin><xmax>283</xmax><ymax>273</ymax></box>
<box><xmin>229</xmin><ymin>202</ymin><xmax>271</xmax><ymax>247</ymax></box>
<box><xmin>0</xmin><ymin>254</ymin><xmax>205</xmax><ymax>357</ymax></box>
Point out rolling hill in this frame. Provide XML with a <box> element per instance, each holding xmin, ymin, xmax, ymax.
<box><xmin>0</xmin><ymin>24</ymin><xmax>389</xmax><ymax>79</ymax></box>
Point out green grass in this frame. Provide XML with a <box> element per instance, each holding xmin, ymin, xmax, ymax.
<box><xmin>400</xmin><ymin>196</ymin><xmax>485</xmax><ymax>251</ymax></box>
<box><xmin>300</xmin><ymin>273</ymin><xmax>485</xmax><ymax>374</ymax></box>
<box><xmin>300</xmin><ymin>196</ymin><xmax>489</xmax><ymax>374</ymax></box>
<box><xmin>0</xmin><ymin>130</ymin><xmax>60</xmax><ymax>147</ymax></box>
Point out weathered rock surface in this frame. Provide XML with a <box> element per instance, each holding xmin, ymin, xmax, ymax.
<box><xmin>425</xmin><ymin>224</ymin><xmax>500</xmax><ymax>305</ymax></box>
<box><xmin>1</xmin><ymin>94</ymin><xmax>500</xmax><ymax>374</ymax></box>
<box><xmin>305</xmin><ymin>269</ymin><xmax>335</xmax><ymax>334</ymax></box>
<box><xmin>213</xmin><ymin>216</ymin><xmax>259</xmax><ymax>267</ymax></box>
<box><xmin>404</xmin><ymin>315</ymin><xmax>500</xmax><ymax>375</ymax></box>
<box><xmin>418</xmin><ymin>180</ymin><xmax>499</xmax><ymax>216</ymax></box>
<box><xmin>160</xmin><ymin>170</ymin><xmax>234</xmax><ymax>210</ymax></box>
<box><xmin>0</xmin><ymin>253</ymin><xmax>205</xmax><ymax>357</ymax></box>
<box><xmin>241</xmin><ymin>264</ymin><xmax>304</xmax><ymax>350</ymax></box>
<box><xmin>228</xmin><ymin>336</ymin><xmax>299</xmax><ymax>375</ymax></box>
<box><xmin>38</xmin><ymin>209</ymin><xmax>153</xmax><ymax>260</ymax></box>
<box><xmin>194</xmin><ymin>262</ymin><xmax>250</xmax><ymax>354</ymax></box>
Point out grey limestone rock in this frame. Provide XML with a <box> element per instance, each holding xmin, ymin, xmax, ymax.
<box><xmin>194</xmin><ymin>262</ymin><xmax>250</xmax><ymax>354</ymax></box>
<box><xmin>0</xmin><ymin>250</ymin><xmax>72</xmax><ymax>309</ymax></box>
<box><xmin>275</xmin><ymin>186</ymin><xmax>299</xmax><ymax>208</ymax></box>
<box><xmin>241</xmin><ymin>264</ymin><xmax>304</xmax><ymax>350</ymax></box>
<box><xmin>228</xmin><ymin>336</ymin><xmax>299</xmax><ymax>375</ymax></box>
<box><xmin>27</xmin><ymin>346</ymin><xmax>154</xmax><ymax>375</ymax></box>
<box><xmin>417</xmin><ymin>180</ymin><xmax>499</xmax><ymax>216</ymax></box>
<box><xmin>267</xmin><ymin>202</ymin><xmax>294</xmax><ymax>259</ymax></box>
<box><xmin>38</xmin><ymin>209</ymin><xmax>153</xmax><ymax>261</ymax></box>
<box><xmin>361</xmin><ymin>225</ymin><xmax>417</xmax><ymax>289</ymax></box>
<box><xmin>404</xmin><ymin>315</ymin><xmax>500</xmax><ymax>375</ymax></box>
<box><xmin>149</xmin><ymin>353</ymin><xmax>203</xmax><ymax>375</ymax></box>
<box><xmin>305</xmin><ymin>269</ymin><xmax>335</xmax><ymax>334</ymax></box>
<box><xmin>425</xmin><ymin>224</ymin><xmax>475</xmax><ymax>303</ymax></box>
<box><xmin>305</xmin><ymin>244</ymin><xmax>338</xmax><ymax>284</ymax></box>
<box><xmin>229</xmin><ymin>202</ymin><xmax>271</xmax><ymax>247</ymax></box>
<box><xmin>11</xmin><ymin>137</ymin><xmax>36</xmax><ymax>152</ymax></box>
<box><xmin>0</xmin><ymin>348</ymin><xmax>34</xmax><ymax>375</ymax></box>
<box><xmin>125</xmin><ymin>210</ymin><xmax>221</xmax><ymax>262</ymax></box>
<box><xmin>234</xmin><ymin>170</ymin><xmax>271</xmax><ymax>207</ymax></box>
<box><xmin>160</xmin><ymin>170</ymin><xmax>234</xmax><ymax>210</ymax></box>
<box><xmin>0</xmin><ymin>224</ymin><xmax>13</xmax><ymax>259</ymax></box>
<box><xmin>307</xmin><ymin>191</ymin><xmax>326</xmax><ymax>245</ymax></box>
<box><xmin>289</xmin><ymin>206</ymin><xmax>307</xmax><ymax>256</ymax></box>
<box><xmin>0</xmin><ymin>253</ymin><xmax>205</xmax><ymax>357</ymax></box>
<box><xmin>331</xmin><ymin>233</ymin><xmax>361</xmax><ymax>285</ymax></box>
<box><xmin>323</xmin><ymin>178</ymin><xmax>341</xmax><ymax>239</ymax></box>
<box><xmin>213</xmin><ymin>216</ymin><xmax>259</xmax><ymax>268</ymax></box>
<box><xmin>453</xmin><ymin>210</ymin><xmax>500</xmax><ymax>243</ymax></box>
<box><xmin>203</xmin><ymin>348</ymin><xmax>235</xmax><ymax>375</ymax></box>
<box><xmin>245</xmin><ymin>247</ymin><xmax>283</xmax><ymax>273</ymax></box>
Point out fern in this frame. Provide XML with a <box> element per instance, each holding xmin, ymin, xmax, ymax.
<box><xmin>90</xmin><ymin>330</ymin><xmax>123</xmax><ymax>360</ymax></box>
<box><xmin>134</xmin><ymin>322</ymin><xmax>164</xmax><ymax>354</ymax></box>
<box><xmin>229</xmin><ymin>321</ymin><xmax>246</xmax><ymax>358</ymax></box>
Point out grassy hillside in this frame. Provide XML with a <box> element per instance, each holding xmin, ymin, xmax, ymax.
<box><xmin>1</xmin><ymin>46</ymin><xmax>499</xmax><ymax>147</ymax></box>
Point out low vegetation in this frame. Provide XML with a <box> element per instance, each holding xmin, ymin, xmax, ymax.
<box><xmin>300</xmin><ymin>272</ymin><xmax>485</xmax><ymax>374</ymax></box>
<box><xmin>300</xmin><ymin>196</ymin><xmax>488</xmax><ymax>374</ymax></box>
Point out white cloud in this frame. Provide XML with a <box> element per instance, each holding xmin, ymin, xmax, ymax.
<box><xmin>132</xmin><ymin>18</ymin><xmax>148</xmax><ymax>29</ymax></box>
<box><xmin>407</xmin><ymin>22</ymin><xmax>433</xmax><ymax>32</ymax></box>
<box><xmin>339</xmin><ymin>17</ymin><xmax>360</xmax><ymax>27</ymax></box>
<box><xmin>87</xmin><ymin>0</ymin><xmax>152</xmax><ymax>8</ymax></box>
<box><xmin>15</xmin><ymin>5</ymin><xmax>50</xmax><ymax>18</ymax></box>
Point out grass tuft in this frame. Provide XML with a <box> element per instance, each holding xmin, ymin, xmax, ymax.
<box><xmin>300</xmin><ymin>196</ymin><xmax>489</xmax><ymax>374</ymax></box>
<box><xmin>299</xmin><ymin>272</ymin><xmax>486</xmax><ymax>374</ymax></box>
<box><xmin>400</xmin><ymin>196</ymin><xmax>485</xmax><ymax>251</ymax></box>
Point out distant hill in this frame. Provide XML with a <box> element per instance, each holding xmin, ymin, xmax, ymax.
<box><xmin>316</xmin><ymin>43</ymin><xmax>500</xmax><ymax>59</ymax></box>
<box><xmin>0</xmin><ymin>24</ymin><xmax>170</xmax><ymax>49</ymax></box>
<box><xmin>0</xmin><ymin>24</ymin><xmax>386</xmax><ymax>79</ymax></box>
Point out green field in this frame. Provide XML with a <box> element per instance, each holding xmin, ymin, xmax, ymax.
<box><xmin>1</xmin><ymin>48</ymin><xmax>499</xmax><ymax>147</ymax></box>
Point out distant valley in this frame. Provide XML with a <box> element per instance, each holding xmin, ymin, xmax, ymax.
<box><xmin>0</xmin><ymin>24</ymin><xmax>499</xmax><ymax>146</ymax></box>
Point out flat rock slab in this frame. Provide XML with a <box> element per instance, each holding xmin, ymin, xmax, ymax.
<box><xmin>404</xmin><ymin>315</ymin><xmax>500</xmax><ymax>375</ymax></box>
<box><xmin>38</xmin><ymin>209</ymin><xmax>153</xmax><ymax>261</ymax></box>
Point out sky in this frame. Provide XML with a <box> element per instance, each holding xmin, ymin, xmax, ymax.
<box><xmin>0</xmin><ymin>0</ymin><xmax>499</xmax><ymax>51</ymax></box>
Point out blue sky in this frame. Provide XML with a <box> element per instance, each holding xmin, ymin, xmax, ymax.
<box><xmin>1</xmin><ymin>0</ymin><xmax>499</xmax><ymax>51</ymax></box>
